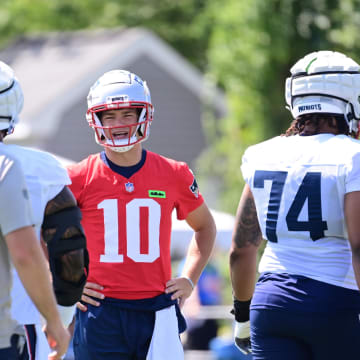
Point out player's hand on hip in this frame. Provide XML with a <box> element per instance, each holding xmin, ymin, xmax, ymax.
<box><xmin>165</xmin><ymin>277</ymin><xmax>194</xmax><ymax>308</ymax></box>
<box><xmin>76</xmin><ymin>282</ymin><xmax>105</xmax><ymax>312</ymax></box>
<box><xmin>234</xmin><ymin>320</ymin><xmax>252</xmax><ymax>355</ymax></box>
<box><xmin>43</xmin><ymin>319</ymin><xmax>70</xmax><ymax>360</ymax></box>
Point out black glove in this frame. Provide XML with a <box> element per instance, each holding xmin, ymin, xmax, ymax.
<box><xmin>231</xmin><ymin>298</ymin><xmax>252</xmax><ymax>355</ymax></box>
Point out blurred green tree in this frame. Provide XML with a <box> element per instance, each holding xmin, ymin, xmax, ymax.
<box><xmin>201</xmin><ymin>0</ymin><xmax>360</xmax><ymax>212</ymax></box>
<box><xmin>2</xmin><ymin>0</ymin><xmax>360</xmax><ymax>212</ymax></box>
<box><xmin>0</xmin><ymin>0</ymin><xmax>212</xmax><ymax>70</ymax></box>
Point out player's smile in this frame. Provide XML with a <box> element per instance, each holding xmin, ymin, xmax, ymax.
<box><xmin>111</xmin><ymin>128</ymin><xmax>130</xmax><ymax>139</ymax></box>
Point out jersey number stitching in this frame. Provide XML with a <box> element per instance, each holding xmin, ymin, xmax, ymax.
<box><xmin>98</xmin><ymin>198</ymin><xmax>161</xmax><ymax>263</ymax></box>
<box><xmin>254</xmin><ymin>170</ymin><xmax>328</xmax><ymax>242</ymax></box>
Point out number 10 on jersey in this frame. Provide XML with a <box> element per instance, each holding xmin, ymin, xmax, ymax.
<box><xmin>98</xmin><ymin>198</ymin><xmax>161</xmax><ymax>263</ymax></box>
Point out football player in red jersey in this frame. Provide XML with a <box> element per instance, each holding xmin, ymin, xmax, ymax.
<box><xmin>67</xmin><ymin>70</ymin><xmax>216</xmax><ymax>360</ymax></box>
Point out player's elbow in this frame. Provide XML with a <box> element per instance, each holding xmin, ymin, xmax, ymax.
<box><xmin>229</xmin><ymin>242</ymin><xmax>258</xmax><ymax>266</ymax></box>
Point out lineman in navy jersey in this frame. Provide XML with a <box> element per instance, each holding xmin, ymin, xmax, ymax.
<box><xmin>230</xmin><ymin>51</ymin><xmax>360</xmax><ymax>360</ymax></box>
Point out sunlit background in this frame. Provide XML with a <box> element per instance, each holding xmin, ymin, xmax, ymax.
<box><xmin>2</xmin><ymin>1</ymin><xmax>360</xmax><ymax>358</ymax></box>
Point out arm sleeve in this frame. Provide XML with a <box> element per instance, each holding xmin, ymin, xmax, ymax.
<box><xmin>175</xmin><ymin>163</ymin><xmax>204</xmax><ymax>220</ymax></box>
<box><xmin>0</xmin><ymin>158</ymin><xmax>34</xmax><ymax>235</ymax></box>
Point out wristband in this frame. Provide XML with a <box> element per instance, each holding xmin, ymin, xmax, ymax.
<box><xmin>231</xmin><ymin>298</ymin><xmax>251</xmax><ymax>322</ymax></box>
<box><xmin>183</xmin><ymin>276</ymin><xmax>195</xmax><ymax>289</ymax></box>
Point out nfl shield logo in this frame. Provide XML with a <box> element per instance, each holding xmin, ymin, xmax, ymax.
<box><xmin>125</xmin><ymin>182</ymin><xmax>134</xmax><ymax>193</ymax></box>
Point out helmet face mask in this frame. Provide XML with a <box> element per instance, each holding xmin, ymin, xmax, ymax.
<box><xmin>87</xmin><ymin>70</ymin><xmax>154</xmax><ymax>152</ymax></box>
<box><xmin>285</xmin><ymin>51</ymin><xmax>360</xmax><ymax>134</ymax></box>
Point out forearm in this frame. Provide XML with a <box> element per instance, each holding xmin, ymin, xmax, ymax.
<box><xmin>230</xmin><ymin>184</ymin><xmax>262</xmax><ymax>301</ymax></box>
<box><xmin>17</xmin><ymin>259</ymin><xmax>61</xmax><ymax>322</ymax></box>
<box><xmin>230</xmin><ymin>246</ymin><xmax>258</xmax><ymax>300</ymax></box>
<box><xmin>7</xmin><ymin>227</ymin><xmax>61</xmax><ymax>324</ymax></box>
<box><xmin>181</xmin><ymin>227</ymin><xmax>216</xmax><ymax>285</ymax></box>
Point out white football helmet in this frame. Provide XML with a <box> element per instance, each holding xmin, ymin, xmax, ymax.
<box><xmin>86</xmin><ymin>70</ymin><xmax>154</xmax><ymax>152</ymax></box>
<box><xmin>285</xmin><ymin>51</ymin><xmax>360</xmax><ymax>133</ymax></box>
<box><xmin>0</xmin><ymin>61</ymin><xmax>24</xmax><ymax>135</ymax></box>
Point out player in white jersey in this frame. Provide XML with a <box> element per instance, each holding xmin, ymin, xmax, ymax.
<box><xmin>0</xmin><ymin>60</ymin><xmax>89</xmax><ymax>359</ymax></box>
<box><xmin>229</xmin><ymin>51</ymin><xmax>360</xmax><ymax>360</ymax></box>
<box><xmin>9</xmin><ymin>146</ymin><xmax>74</xmax><ymax>359</ymax></box>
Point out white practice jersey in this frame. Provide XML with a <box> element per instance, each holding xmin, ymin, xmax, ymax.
<box><xmin>7</xmin><ymin>145</ymin><xmax>71</xmax><ymax>324</ymax></box>
<box><xmin>242</xmin><ymin>134</ymin><xmax>360</xmax><ymax>290</ymax></box>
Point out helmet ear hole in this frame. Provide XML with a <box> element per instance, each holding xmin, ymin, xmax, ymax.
<box><xmin>97</xmin><ymin>111</ymin><xmax>104</xmax><ymax>122</ymax></box>
<box><xmin>136</xmin><ymin>108</ymin><xmax>142</xmax><ymax>118</ymax></box>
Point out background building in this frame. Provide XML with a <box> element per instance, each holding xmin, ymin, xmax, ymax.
<box><xmin>1</xmin><ymin>27</ymin><xmax>227</xmax><ymax>170</ymax></box>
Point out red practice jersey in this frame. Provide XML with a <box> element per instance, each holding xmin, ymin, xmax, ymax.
<box><xmin>67</xmin><ymin>151</ymin><xmax>204</xmax><ymax>299</ymax></box>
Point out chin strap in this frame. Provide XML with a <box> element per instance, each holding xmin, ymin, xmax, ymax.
<box><xmin>345</xmin><ymin>102</ymin><xmax>360</xmax><ymax>137</ymax></box>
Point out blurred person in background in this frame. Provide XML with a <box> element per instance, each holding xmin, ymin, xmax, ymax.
<box><xmin>181</xmin><ymin>260</ymin><xmax>222</xmax><ymax>351</ymax></box>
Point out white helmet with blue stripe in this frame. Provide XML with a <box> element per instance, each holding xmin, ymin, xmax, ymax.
<box><xmin>0</xmin><ymin>61</ymin><xmax>24</xmax><ymax>135</ymax></box>
<box><xmin>285</xmin><ymin>51</ymin><xmax>360</xmax><ymax>133</ymax></box>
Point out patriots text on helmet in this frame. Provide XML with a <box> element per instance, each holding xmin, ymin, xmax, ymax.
<box><xmin>298</xmin><ymin>104</ymin><xmax>322</xmax><ymax>112</ymax></box>
<box><xmin>107</xmin><ymin>95</ymin><xmax>130</xmax><ymax>103</ymax></box>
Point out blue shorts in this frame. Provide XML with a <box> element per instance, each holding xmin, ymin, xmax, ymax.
<box><xmin>73</xmin><ymin>293</ymin><xmax>185</xmax><ymax>360</ymax></box>
<box><xmin>250</xmin><ymin>308</ymin><xmax>360</xmax><ymax>360</ymax></box>
<box><xmin>250</xmin><ymin>273</ymin><xmax>360</xmax><ymax>360</ymax></box>
<box><xmin>0</xmin><ymin>345</ymin><xmax>18</xmax><ymax>359</ymax></box>
<box><xmin>0</xmin><ymin>333</ymin><xmax>26</xmax><ymax>359</ymax></box>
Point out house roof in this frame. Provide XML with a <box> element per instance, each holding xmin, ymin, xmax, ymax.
<box><xmin>0</xmin><ymin>27</ymin><xmax>227</xmax><ymax>142</ymax></box>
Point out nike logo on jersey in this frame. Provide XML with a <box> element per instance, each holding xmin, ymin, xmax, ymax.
<box><xmin>88</xmin><ymin>312</ymin><xmax>96</xmax><ymax>319</ymax></box>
